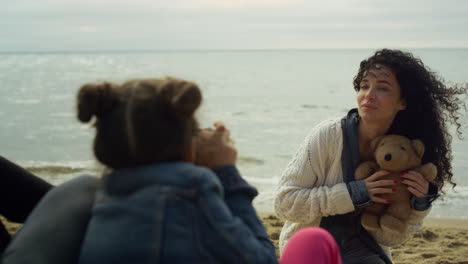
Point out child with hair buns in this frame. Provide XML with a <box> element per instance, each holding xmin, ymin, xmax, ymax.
<box><xmin>2</xmin><ymin>77</ymin><xmax>341</xmax><ymax>264</ymax></box>
<box><xmin>76</xmin><ymin>78</ymin><xmax>277</xmax><ymax>264</ymax></box>
<box><xmin>2</xmin><ymin>77</ymin><xmax>277</xmax><ymax>264</ymax></box>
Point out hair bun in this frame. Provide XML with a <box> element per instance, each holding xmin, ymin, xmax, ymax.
<box><xmin>172</xmin><ymin>81</ymin><xmax>202</xmax><ymax>117</ymax></box>
<box><xmin>77</xmin><ymin>82</ymin><xmax>116</xmax><ymax>123</ymax></box>
<box><xmin>157</xmin><ymin>79</ymin><xmax>202</xmax><ymax>119</ymax></box>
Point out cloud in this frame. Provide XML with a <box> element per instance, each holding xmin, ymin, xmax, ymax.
<box><xmin>1</xmin><ymin>0</ymin><xmax>467</xmax><ymax>51</ymax></box>
<box><xmin>3</xmin><ymin>0</ymin><xmax>301</xmax><ymax>11</ymax></box>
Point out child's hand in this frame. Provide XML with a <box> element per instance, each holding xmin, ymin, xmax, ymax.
<box><xmin>195</xmin><ymin>122</ymin><xmax>237</xmax><ymax>169</ymax></box>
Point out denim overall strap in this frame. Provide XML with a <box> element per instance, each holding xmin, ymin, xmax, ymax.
<box><xmin>320</xmin><ymin>109</ymin><xmax>392</xmax><ymax>264</ymax></box>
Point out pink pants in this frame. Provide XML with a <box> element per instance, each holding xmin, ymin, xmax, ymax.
<box><xmin>280</xmin><ymin>228</ymin><xmax>342</xmax><ymax>264</ymax></box>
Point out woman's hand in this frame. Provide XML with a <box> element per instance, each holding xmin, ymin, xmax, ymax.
<box><xmin>364</xmin><ymin>170</ymin><xmax>398</xmax><ymax>204</ymax></box>
<box><xmin>195</xmin><ymin>122</ymin><xmax>237</xmax><ymax>169</ymax></box>
<box><xmin>401</xmin><ymin>170</ymin><xmax>429</xmax><ymax>198</ymax></box>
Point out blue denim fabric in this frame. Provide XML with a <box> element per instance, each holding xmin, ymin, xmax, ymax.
<box><xmin>411</xmin><ymin>182</ymin><xmax>439</xmax><ymax>211</ymax></box>
<box><xmin>78</xmin><ymin>162</ymin><xmax>277</xmax><ymax>264</ymax></box>
<box><xmin>347</xmin><ymin>180</ymin><xmax>374</xmax><ymax>209</ymax></box>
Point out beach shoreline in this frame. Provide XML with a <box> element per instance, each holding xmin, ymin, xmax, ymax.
<box><xmin>3</xmin><ymin>215</ymin><xmax>467</xmax><ymax>263</ymax></box>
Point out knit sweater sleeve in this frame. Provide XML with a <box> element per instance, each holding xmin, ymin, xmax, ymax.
<box><xmin>274</xmin><ymin>119</ymin><xmax>355</xmax><ymax>223</ymax></box>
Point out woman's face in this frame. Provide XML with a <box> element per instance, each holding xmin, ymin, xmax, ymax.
<box><xmin>357</xmin><ymin>64</ymin><xmax>406</xmax><ymax>125</ymax></box>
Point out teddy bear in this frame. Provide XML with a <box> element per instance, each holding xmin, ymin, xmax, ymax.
<box><xmin>354</xmin><ymin>134</ymin><xmax>437</xmax><ymax>234</ymax></box>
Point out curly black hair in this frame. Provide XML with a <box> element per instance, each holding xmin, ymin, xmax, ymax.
<box><xmin>353</xmin><ymin>49</ymin><xmax>467</xmax><ymax>191</ymax></box>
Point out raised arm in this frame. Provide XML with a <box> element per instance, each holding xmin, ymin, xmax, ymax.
<box><xmin>198</xmin><ymin>166</ymin><xmax>277</xmax><ymax>264</ymax></box>
<box><xmin>195</xmin><ymin>123</ymin><xmax>277</xmax><ymax>264</ymax></box>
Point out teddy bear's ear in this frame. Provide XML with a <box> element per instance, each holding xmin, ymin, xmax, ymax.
<box><xmin>370</xmin><ymin>136</ymin><xmax>385</xmax><ymax>152</ymax></box>
<box><xmin>411</xmin><ymin>139</ymin><xmax>425</xmax><ymax>159</ymax></box>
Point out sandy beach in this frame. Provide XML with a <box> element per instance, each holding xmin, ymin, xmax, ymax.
<box><xmin>260</xmin><ymin>214</ymin><xmax>468</xmax><ymax>264</ymax></box>
<box><xmin>3</xmin><ymin>215</ymin><xmax>468</xmax><ymax>263</ymax></box>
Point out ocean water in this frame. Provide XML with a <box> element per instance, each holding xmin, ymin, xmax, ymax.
<box><xmin>1</xmin><ymin>49</ymin><xmax>467</xmax><ymax>218</ymax></box>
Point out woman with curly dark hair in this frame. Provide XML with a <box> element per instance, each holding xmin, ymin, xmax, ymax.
<box><xmin>353</xmin><ymin>49</ymin><xmax>466</xmax><ymax>192</ymax></box>
<box><xmin>275</xmin><ymin>49</ymin><xmax>467</xmax><ymax>263</ymax></box>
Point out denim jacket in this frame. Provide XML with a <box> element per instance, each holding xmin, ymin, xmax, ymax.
<box><xmin>79</xmin><ymin>162</ymin><xmax>277</xmax><ymax>264</ymax></box>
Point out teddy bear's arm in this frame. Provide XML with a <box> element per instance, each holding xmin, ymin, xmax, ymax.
<box><xmin>415</xmin><ymin>162</ymin><xmax>437</xmax><ymax>182</ymax></box>
<box><xmin>354</xmin><ymin>161</ymin><xmax>379</xmax><ymax>180</ymax></box>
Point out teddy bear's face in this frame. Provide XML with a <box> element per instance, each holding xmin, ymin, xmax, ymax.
<box><xmin>372</xmin><ymin>135</ymin><xmax>424</xmax><ymax>172</ymax></box>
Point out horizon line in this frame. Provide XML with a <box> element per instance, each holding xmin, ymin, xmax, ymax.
<box><xmin>1</xmin><ymin>47</ymin><xmax>468</xmax><ymax>54</ymax></box>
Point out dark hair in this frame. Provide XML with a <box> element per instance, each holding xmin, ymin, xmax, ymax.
<box><xmin>77</xmin><ymin>78</ymin><xmax>201</xmax><ymax>169</ymax></box>
<box><xmin>353</xmin><ymin>49</ymin><xmax>467</xmax><ymax>191</ymax></box>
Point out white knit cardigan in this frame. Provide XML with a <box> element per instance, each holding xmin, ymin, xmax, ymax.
<box><xmin>274</xmin><ymin>118</ymin><xmax>430</xmax><ymax>258</ymax></box>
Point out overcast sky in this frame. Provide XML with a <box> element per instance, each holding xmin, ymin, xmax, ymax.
<box><xmin>1</xmin><ymin>0</ymin><xmax>468</xmax><ymax>51</ymax></box>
